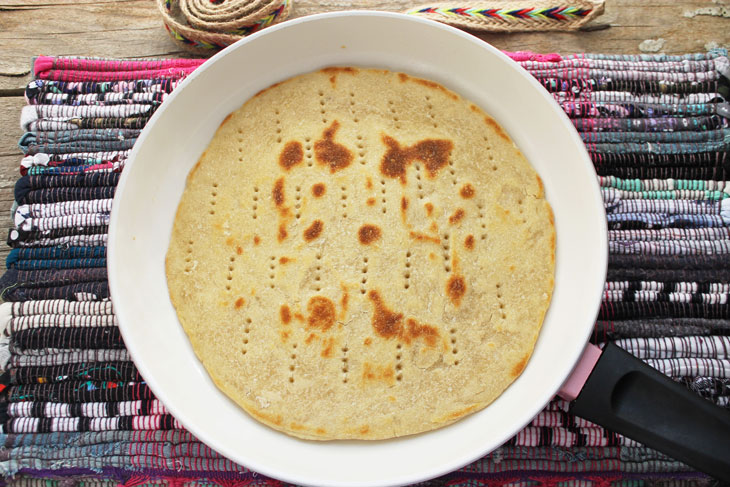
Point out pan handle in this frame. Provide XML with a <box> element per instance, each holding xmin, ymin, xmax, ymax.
<box><xmin>567</xmin><ymin>342</ymin><xmax>730</xmax><ymax>481</ymax></box>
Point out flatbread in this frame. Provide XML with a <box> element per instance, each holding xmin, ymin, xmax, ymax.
<box><xmin>165</xmin><ymin>67</ymin><xmax>555</xmax><ymax>440</ymax></box>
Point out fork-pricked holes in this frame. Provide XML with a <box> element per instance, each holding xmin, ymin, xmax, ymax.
<box><xmin>415</xmin><ymin>164</ymin><xmax>424</xmax><ymax>200</ymax></box>
<box><xmin>449</xmin><ymin>327</ymin><xmax>459</xmax><ymax>365</ymax></box>
<box><xmin>314</xmin><ymin>252</ymin><xmax>323</xmax><ymax>292</ymax></box>
<box><xmin>269</xmin><ymin>255</ymin><xmax>276</xmax><ymax>289</ymax></box>
<box><xmin>341</xmin><ymin>346</ymin><xmax>349</xmax><ymax>383</ymax></box>
<box><xmin>209</xmin><ymin>182</ymin><xmax>218</xmax><ymax>215</ymax></box>
<box><xmin>275</xmin><ymin>110</ymin><xmax>282</xmax><ymax>144</ymax></box>
<box><xmin>349</xmin><ymin>92</ymin><xmax>360</xmax><ymax>124</ymax></box>
<box><xmin>356</xmin><ymin>134</ymin><xmax>366</xmax><ymax>165</ymax></box>
<box><xmin>252</xmin><ymin>186</ymin><xmax>259</xmax><ymax>220</ymax></box>
<box><xmin>496</xmin><ymin>283</ymin><xmax>506</xmax><ymax>320</ymax></box>
<box><xmin>442</xmin><ymin>234</ymin><xmax>451</xmax><ymax>273</ymax></box>
<box><xmin>341</xmin><ymin>185</ymin><xmax>348</xmax><ymax>218</ymax></box>
<box><xmin>225</xmin><ymin>253</ymin><xmax>236</xmax><ymax>291</ymax></box>
<box><xmin>305</xmin><ymin>136</ymin><xmax>313</xmax><ymax>167</ymax></box>
<box><xmin>241</xmin><ymin>317</ymin><xmax>252</xmax><ymax>356</ymax></box>
<box><xmin>396</xmin><ymin>343</ymin><xmax>403</xmax><ymax>381</ymax></box>
<box><xmin>184</xmin><ymin>239</ymin><xmax>194</xmax><ymax>273</ymax></box>
<box><xmin>319</xmin><ymin>90</ymin><xmax>327</xmax><ymax>124</ymax></box>
<box><xmin>404</xmin><ymin>250</ymin><xmax>412</xmax><ymax>290</ymax></box>
<box><xmin>478</xmin><ymin>202</ymin><xmax>487</xmax><ymax>240</ymax></box>
<box><xmin>425</xmin><ymin>95</ymin><xmax>438</xmax><ymax>129</ymax></box>
<box><xmin>380</xmin><ymin>179</ymin><xmax>387</xmax><ymax>214</ymax></box>
<box><xmin>360</xmin><ymin>256</ymin><xmax>369</xmax><ymax>295</ymax></box>
<box><xmin>295</xmin><ymin>185</ymin><xmax>302</xmax><ymax>220</ymax></box>
<box><xmin>289</xmin><ymin>343</ymin><xmax>298</xmax><ymax>383</ymax></box>
<box><xmin>387</xmin><ymin>100</ymin><xmax>400</xmax><ymax>130</ymax></box>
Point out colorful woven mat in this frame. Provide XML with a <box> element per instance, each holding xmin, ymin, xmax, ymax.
<box><xmin>1</xmin><ymin>52</ymin><xmax>729</xmax><ymax>486</ymax></box>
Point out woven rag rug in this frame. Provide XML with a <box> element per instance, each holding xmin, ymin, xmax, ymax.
<box><xmin>0</xmin><ymin>52</ymin><xmax>729</xmax><ymax>486</ymax></box>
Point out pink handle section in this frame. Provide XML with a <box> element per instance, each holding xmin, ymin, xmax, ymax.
<box><xmin>557</xmin><ymin>343</ymin><xmax>603</xmax><ymax>401</ymax></box>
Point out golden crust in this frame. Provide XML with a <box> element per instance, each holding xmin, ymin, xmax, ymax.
<box><xmin>165</xmin><ymin>68</ymin><xmax>555</xmax><ymax>440</ymax></box>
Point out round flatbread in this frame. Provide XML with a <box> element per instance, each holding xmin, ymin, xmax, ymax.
<box><xmin>165</xmin><ymin>67</ymin><xmax>555</xmax><ymax>440</ymax></box>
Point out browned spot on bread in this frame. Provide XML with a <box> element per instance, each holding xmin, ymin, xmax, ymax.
<box><xmin>366</xmin><ymin>197</ymin><xmax>376</xmax><ymax>206</ymax></box>
<box><xmin>460</xmin><ymin>183</ymin><xmax>475</xmax><ymax>199</ymax></box>
<box><xmin>321</xmin><ymin>337</ymin><xmax>335</xmax><ymax>358</ymax></box>
<box><xmin>484</xmin><ymin>116</ymin><xmax>508</xmax><ymax>141</ymax></box>
<box><xmin>409</xmin><ymin>231</ymin><xmax>440</xmax><ymax>244</ymax></box>
<box><xmin>249</xmin><ymin>408</ymin><xmax>283</xmax><ymax>426</ymax></box>
<box><xmin>536</xmin><ymin>175</ymin><xmax>545</xmax><ymax>198</ymax></box>
<box><xmin>358</xmin><ymin>224</ymin><xmax>381</xmax><ymax>245</ymax></box>
<box><xmin>464</xmin><ymin>235</ymin><xmax>475</xmax><ymax>250</ymax></box>
<box><xmin>321</xmin><ymin>66</ymin><xmax>357</xmax><ymax>75</ymax></box>
<box><xmin>368</xmin><ymin>290</ymin><xmax>404</xmax><ymax>339</ymax></box>
<box><xmin>225</xmin><ymin>236</ymin><xmax>234</xmax><ymax>246</ymax></box>
<box><xmin>315</xmin><ymin>427</ymin><xmax>326</xmax><ymax>435</ymax></box>
<box><xmin>234</xmin><ymin>297</ymin><xmax>245</xmax><ymax>309</ymax></box>
<box><xmin>368</xmin><ymin>290</ymin><xmax>441</xmax><ymax>347</ymax></box>
<box><xmin>277</xmin><ymin>223</ymin><xmax>288</xmax><ymax>243</ymax></box>
<box><xmin>290</xmin><ymin>422</ymin><xmax>305</xmax><ymax>431</ymax></box>
<box><xmin>366</xmin><ymin>177</ymin><xmax>373</xmax><ymax>189</ymax></box>
<box><xmin>446</xmin><ymin>275</ymin><xmax>466</xmax><ymax>306</ymax></box>
<box><xmin>220</xmin><ymin>113</ymin><xmax>234</xmax><ymax>126</ymax></box>
<box><xmin>314</xmin><ymin>121</ymin><xmax>353</xmax><ymax>172</ymax></box>
<box><xmin>362</xmin><ymin>362</ymin><xmax>395</xmax><ymax>384</ymax></box>
<box><xmin>321</xmin><ymin>67</ymin><xmax>357</xmax><ymax>87</ymax></box>
<box><xmin>279</xmin><ymin>256</ymin><xmax>291</xmax><ymax>264</ymax></box>
<box><xmin>511</xmin><ymin>354</ymin><xmax>529</xmax><ymax>378</ymax></box>
<box><xmin>425</xmin><ymin>202</ymin><xmax>434</xmax><ymax>216</ymax></box>
<box><xmin>360</xmin><ymin>425</ymin><xmax>370</xmax><ymax>434</ymax></box>
<box><xmin>280</xmin><ymin>304</ymin><xmax>292</xmax><ymax>324</ymax></box>
<box><xmin>279</xmin><ymin>141</ymin><xmax>303</xmax><ymax>170</ymax></box>
<box><xmin>429</xmin><ymin>221</ymin><xmax>439</xmax><ymax>233</ymax></box>
<box><xmin>442</xmin><ymin>404</ymin><xmax>479</xmax><ymax>422</ymax></box>
<box><xmin>449</xmin><ymin>208</ymin><xmax>465</xmax><ymax>225</ymax></box>
<box><xmin>380</xmin><ymin>135</ymin><xmax>453</xmax><ymax>183</ymax></box>
<box><xmin>236</xmin><ymin>246</ymin><xmax>243</xmax><ymax>255</ymax></box>
<box><xmin>405</xmin><ymin>318</ymin><xmax>440</xmax><ymax>347</ymax></box>
<box><xmin>303</xmin><ymin>220</ymin><xmax>324</xmax><ymax>242</ymax></box>
<box><xmin>294</xmin><ymin>312</ymin><xmax>304</xmax><ymax>322</ymax></box>
<box><xmin>398</xmin><ymin>73</ymin><xmax>409</xmax><ymax>82</ymax></box>
<box><xmin>429</xmin><ymin>252</ymin><xmax>436</xmax><ymax>260</ymax></box>
<box><xmin>280</xmin><ymin>330</ymin><xmax>290</xmax><ymax>342</ymax></box>
<box><xmin>253</xmin><ymin>235</ymin><xmax>261</xmax><ymax>246</ymax></box>
<box><xmin>364</xmin><ymin>337</ymin><xmax>372</xmax><ymax>346</ymax></box>
<box><xmin>401</xmin><ymin>196</ymin><xmax>409</xmax><ymax>211</ymax></box>
<box><xmin>340</xmin><ymin>284</ymin><xmax>349</xmax><ymax>320</ymax></box>
<box><xmin>469</xmin><ymin>104</ymin><xmax>479</xmax><ymax>113</ymax></box>
<box><xmin>273</xmin><ymin>177</ymin><xmax>285</xmax><ymax>207</ymax></box>
<box><xmin>305</xmin><ymin>332</ymin><xmax>317</xmax><ymax>344</ymax></box>
<box><xmin>311</xmin><ymin>183</ymin><xmax>326</xmax><ymax>197</ymax></box>
<box><xmin>307</xmin><ymin>296</ymin><xmax>336</xmax><ymax>331</ymax></box>
<box><xmin>187</xmin><ymin>157</ymin><xmax>204</xmax><ymax>181</ymax></box>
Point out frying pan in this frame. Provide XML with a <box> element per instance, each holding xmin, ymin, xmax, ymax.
<box><xmin>108</xmin><ymin>11</ymin><xmax>730</xmax><ymax>486</ymax></box>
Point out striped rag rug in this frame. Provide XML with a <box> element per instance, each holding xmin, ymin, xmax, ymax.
<box><xmin>1</xmin><ymin>52</ymin><xmax>729</xmax><ymax>486</ymax></box>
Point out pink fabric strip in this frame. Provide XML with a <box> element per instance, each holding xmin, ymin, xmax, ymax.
<box><xmin>34</xmin><ymin>56</ymin><xmax>206</xmax><ymax>81</ymax></box>
<box><xmin>504</xmin><ymin>51</ymin><xmax>564</xmax><ymax>63</ymax></box>
<box><xmin>34</xmin><ymin>53</ymin><xmax>562</xmax><ymax>82</ymax></box>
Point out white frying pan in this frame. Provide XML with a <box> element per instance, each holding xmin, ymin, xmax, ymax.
<box><xmin>108</xmin><ymin>11</ymin><xmax>730</xmax><ymax>486</ymax></box>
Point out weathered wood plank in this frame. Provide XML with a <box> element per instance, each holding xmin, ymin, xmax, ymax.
<box><xmin>1</xmin><ymin>0</ymin><xmax>728</xmax><ymax>91</ymax></box>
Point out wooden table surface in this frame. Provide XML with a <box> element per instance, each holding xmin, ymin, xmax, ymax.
<box><xmin>0</xmin><ymin>0</ymin><xmax>728</xmax><ymax>266</ymax></box>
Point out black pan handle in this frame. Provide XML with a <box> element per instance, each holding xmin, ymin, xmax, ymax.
<box><xmin>569</xmin><ymin>342</ymin><xmax>730</xmax><ymax>481</ymax></box>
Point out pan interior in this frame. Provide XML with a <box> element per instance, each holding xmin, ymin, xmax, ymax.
<box><xmin>108</xmin><ymin>11</ymin><xmax>607</xmax><ymax>487</ymax></box>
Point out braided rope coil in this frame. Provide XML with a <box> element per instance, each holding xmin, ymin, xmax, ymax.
<box><xmin>406</xmin><ymin>1</ymin><xmax>605</xmax><ymax>32</ymax></box>
<box><xmin>157</xmin><ymin>0</ymin><xmax>292</xmax><ymax>55</ymax></box>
